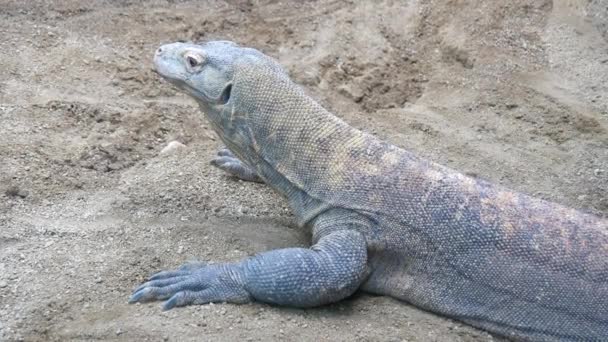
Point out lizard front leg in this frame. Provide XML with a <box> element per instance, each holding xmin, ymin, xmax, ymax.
<box><xmin>210</xmin><ymin>147</ymin><xmax>263</xmax><ymax>183</ymax></box>
<box><xmin>129</xmin><ymin>228</ymin><xmax>367</xmax><ymax>309</ymax></box>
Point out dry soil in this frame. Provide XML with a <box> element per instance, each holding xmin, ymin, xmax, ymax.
<box><xmin>1</xmin><ymin>0</ymin><xmax>607</xmax><ymax>341</ymax></box>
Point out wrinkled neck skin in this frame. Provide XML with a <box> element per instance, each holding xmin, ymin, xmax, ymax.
<box><xmin>196</xmin><ymin>99</ymin><xmax>258</xmax><ymax>172</ymax></box>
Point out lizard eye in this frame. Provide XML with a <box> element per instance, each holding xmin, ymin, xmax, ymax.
<box><xmin>187</xmin><ymin>56</ymin><xmax>198</xmax><ymax>67</ymax></box>
<box><xmin>184</xmin><ymin>52</ymin><xmax>204</xmax><ymax>69</ymax></box>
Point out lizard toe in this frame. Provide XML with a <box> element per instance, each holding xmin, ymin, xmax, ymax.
<box><xmin>162</xmin><ymin>290</ymin><xmax>214</xmax><ymax>310</ymax></box>
<box><xmin>129</xmin><ymin>279</ymin><xmax>209</xmax><ymax>304</ymax></box>
<box><xmin>148</xmin><ymin>270</ymin><xmax>191</xmax><ymax>281</ymax></box>
<box><xmin>147</xmin><ymin>262</ymin><xmax>207</xmax><ymax>281</ymax></box>
<box><xmin>163</xmin><ymin>286</ymin><xmax>251</xmax><ymax>310</ymax></box>
<box><xmin>210</xmin><ymin>156</ymin><xmax>262</xmax><ymax>182</ymax></box>
<box><xmin>133</xmin><ymin>276</ymin><xmax>189</xmax><ymax>294</ymax></box>
<box><xmin>216</xmin><ymin>148</ymin><xmax>234</xmax><ymax>157</ymax></box>
<box><xmin>210</xmin><ymin>155</ymin><xmax>237</xmax><ymax>168</ymax></box>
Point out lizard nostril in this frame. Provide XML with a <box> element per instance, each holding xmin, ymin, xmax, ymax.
<box><xmin>156</xmin><ymin>47</ymin><xmax>163</xmax><ymax>55</ymax></box>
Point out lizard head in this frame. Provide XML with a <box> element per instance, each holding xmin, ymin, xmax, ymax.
<box><xmin>154</xmin><ymin>41</ymin><xmax>240</xmax><ymax>108</ymax></box>
<box><xmin>154</xmin><ymin>41</ymin><xmax>289</xmax><ymax>155</ymax></box>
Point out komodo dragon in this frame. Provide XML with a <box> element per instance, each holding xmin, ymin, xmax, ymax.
<box><xmin>130</xmin><ymin>40</ymin><xmax>608</xmax><ymax>341</ymax></box>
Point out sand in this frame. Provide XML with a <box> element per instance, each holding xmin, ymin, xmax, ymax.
<box><xmin>1</xmin><ymin>1</ymin><xmax>607</xmax><ymax>341</ymax></box>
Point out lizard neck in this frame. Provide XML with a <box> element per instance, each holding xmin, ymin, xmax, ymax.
<box><xmin>222</xmin><ymin>64</ymin><xmax>388</xmax><ymax>225</ymax></box>
<box><xmin>240</xmin><ymin>76</ymin><xmax>370</xmax><ymax>214</ymax></box>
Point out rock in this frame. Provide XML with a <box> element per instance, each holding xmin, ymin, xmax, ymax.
<box><xmin>160</xmin><ymin>141</ymin><xmax>186</xmax><ymax>155</ymax></box>
<box><xmin>5</xmin><ymin>185</ymin><xmax>27</xmax><ymax>198</ymax></box>
<box><xmin>337</xmin><ymin>84</ymin><xmax>365</xmax><ymax>103</ymax></box>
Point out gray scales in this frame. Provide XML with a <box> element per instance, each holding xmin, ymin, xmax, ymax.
<box><xmin>129</xmin><ymin>40</ymin><xmax>608</xmax><ymax>341</ymax></box>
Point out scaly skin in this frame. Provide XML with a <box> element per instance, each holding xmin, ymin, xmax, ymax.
<box><xmin>130</xmin><ymin>41</ymin><xmax>608</xmax><ymax>341</ymax></box>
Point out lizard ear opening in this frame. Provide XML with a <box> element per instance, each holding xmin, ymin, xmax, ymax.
<box><xmin>219</xmin><ymin>83</ymin><xmax>232</xmax><ymax>104</ymax></box>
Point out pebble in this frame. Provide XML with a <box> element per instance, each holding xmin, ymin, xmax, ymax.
<box><xmin>160</xmin><ymin>141</ymin><xmax>186</xmax><ymax>155</ymax></box>
<box><xmin>5</xmin><ymin>185</ymin><xmax>28</xmax><ymax>198</ymax></box>
<box><xmin>0</xmin><ymin>281</ymin><xmax>8</xmax><ymax>288</ymax></box>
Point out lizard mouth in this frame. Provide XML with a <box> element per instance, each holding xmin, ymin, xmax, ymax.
<box><xmin>155</xmin><ymin>70</ymin><xmax>232</xmax><ymax>106</ymax></box>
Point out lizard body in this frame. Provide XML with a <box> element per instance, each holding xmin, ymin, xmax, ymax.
<box><xmin>130</xmin><ymin>41</ymin><xmax>608</xmax><ymax>341</ymax></box>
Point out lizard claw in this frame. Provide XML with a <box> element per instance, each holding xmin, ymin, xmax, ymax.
<box><xmin>210</xmin><ymin>148</ymin><xmax>263</xmax><ymax>183</ymax></box>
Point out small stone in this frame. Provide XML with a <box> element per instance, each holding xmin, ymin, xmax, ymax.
<box><xmin>593</xmin><ymin>169</ymin><xmax>604</xmax><ymax>176</ymax></box>
<box><xmin>115</xmin><ymin>328</ymin><xmax>122</xmax><ymax>335</ymax></box>
<box><xmin>160</xmin><ymin>141</ymin><xmax>186</xmax><ymax>155</ymax></box>
<box><xmin>0</xmin><ymin>281</ymin><xmax>8</xmax><ymax>288</ymax></box>
<box><xmin>5</xmin><ymin>186</ymin><xmax>27</xmax><ymax>198</ymax></box>
<box><xmin>337</xmin><ymin>84</ymin><xmax>364</xmax><ymax>102</ymax></box>
<box><xmin>108</xmin><ymin>162</ymin><xmax>122</xmax><ymax>171</ymax></box>
<box><xmin>95</xmin><ymin>278</ymin><xmax>103</xmax><ymax>284</ymax></box>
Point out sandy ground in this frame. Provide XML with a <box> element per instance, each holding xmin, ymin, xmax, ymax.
<box><xmin>1</xmin><ymin>0</ymin><xmax>607</xmax><ymax>341</ymax></box>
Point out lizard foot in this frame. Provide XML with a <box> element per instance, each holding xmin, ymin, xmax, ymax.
<box><xmin>210</xmin><ymin>148</ymin><xmax>263</xmax><ymax>183</ymax></box>
<box><xmin>129</xmin><ymin>262</ymin><xmax>251</xmax><ymax>310</ymax></box>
